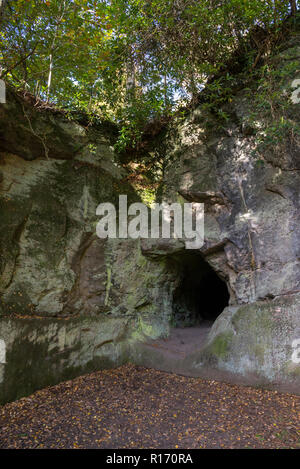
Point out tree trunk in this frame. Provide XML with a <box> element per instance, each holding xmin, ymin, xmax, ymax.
<box><xmin>46</xmin><ymin>53</ymin><xmax>53</xmax><ymax>102</ymax></box>
<box><xmin>126</xmin><ymin>56</ymin><xmax>136</xmax><ymax>99</ymax></box>
<box><xmin>0</xmin><ymin>0</ymin><xmax>5</xmax><ymax>74</ymax></box>
<box><xmin>46</xmin><ymin>1</ymin><xmax>66</xmax><ymax>102</ymax></box>
<box><xmin>290</xmin><ymin>0</ymin><xmax>297</xmax><ymax>15</ymax></box>
<box><xmin>0</xmin><ymin>0</ymin><xmax>7</xmax><ymax>22</ymax></box>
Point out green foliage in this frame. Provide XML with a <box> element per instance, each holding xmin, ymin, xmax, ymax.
<box><xmin>0</xmin><ymin>0</ymin><xmax>296</xmax><ymax>152</ymax></box>
<box><xmin>247</xmin><ymin>57</ymin><xmax>300</xmax><ymax>159</ymax></box>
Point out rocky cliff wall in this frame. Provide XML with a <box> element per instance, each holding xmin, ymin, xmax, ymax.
<box><xmin>0</xmin><ymin>33</ymin><xmax>300</xmax><ymax>403</ymax></box>
<box><xmin>0</xmin><ymin>88</ymin><xmax>174</xmax><ymax>403</ymax></box>
<box><xmin>136</xmin><ymin>33</ymin><xmax>300</xmax><ymax>393</ymax></box>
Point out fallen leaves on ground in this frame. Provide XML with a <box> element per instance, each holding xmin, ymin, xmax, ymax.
<box><xmin>0</xmin><ymin>364</ymin><xmax>299</xmax><ymax>449</ymax></box>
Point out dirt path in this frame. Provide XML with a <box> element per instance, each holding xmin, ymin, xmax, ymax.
<box><xmin>143</xmin><ymin>324</ymin><xmax>213</xmax><ymax>358</ymax></box>
<box><xmin>0</xmin><ymin>364</ymin><xmax>299</xmax><ymax>449</ymax></box>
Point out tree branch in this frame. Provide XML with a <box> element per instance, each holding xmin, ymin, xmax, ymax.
<box><xmin>0</xmin><ymin>42</ymin><xmax>39</xmax><ymax>79</ymax></box>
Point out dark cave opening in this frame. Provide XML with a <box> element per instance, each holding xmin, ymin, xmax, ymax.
<box><xmin>171</xmin><ymin>253</ymin><xmax>230</xmax><ymax>328</ymax></box>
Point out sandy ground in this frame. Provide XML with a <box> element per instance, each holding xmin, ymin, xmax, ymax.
<box><xmin>143</xmin><ymin>323</ymin><xmax>213</xmax><ymax>358</ymax></box>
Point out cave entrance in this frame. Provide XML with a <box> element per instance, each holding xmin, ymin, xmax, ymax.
<box><xmin>171</xmin><ymin>253</ymin><xmax>230</xmax><ymax>328</ymax></box>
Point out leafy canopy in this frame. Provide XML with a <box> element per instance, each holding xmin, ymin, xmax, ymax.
<box><xmin>0</xmin><ymin>0</ymin><xmax>296</xmax><ymax>149</ymax></box>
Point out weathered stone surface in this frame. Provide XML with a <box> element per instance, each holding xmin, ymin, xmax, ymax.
<box><xmin>0</xmin><ymin>34</ymin><xmax>300</xmax><ymax>404</ymax></box>
<box><xmin>0</xmin><ymin>89</ymin><xmax>141</xmax><ymax>317</ymax></box>
<box><xmin>161</xmin><ymin>104</ymin><xmax>300</xmax><ymax>305</ymax></box>
<box><xmin>131</xmin><ymin>34</ymin><xmax>300</xmax><ymax>392</ymax></box>
<box><xmin>184</xmin><ymin>293</ymin><xmax>300</xmax><ymax>393</ymax></box>
<box><xmin>0</xmin><ymin>89</ymin><xmax>175</xmax><ymax>403</ymax></box>
<box><xmin>131</xmin><ymin>294</ymin><xmax>300</xmax><ymax>394</ymax></box>
<box><xmin>0</xmin><ymin>315</ymin><xmax>130</xmax><ymax>404</ymax></box>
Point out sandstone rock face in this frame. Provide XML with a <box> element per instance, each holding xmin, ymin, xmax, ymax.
<box><xmin>0</xmin><ymin>89</ymin><xmax>168</xmax><ymax>321</ymax></box>
<box><xmin>136</xmin><ymin>34</ymin><xmax>300</xmax><ymax>392</ymax></box>
<box><xmin>160</xmin><ymin>89</ymin><xmax>300</xmax><ymax>306</ymax></box>
<box><xmin>189</xmin><ymin>294</ymin><xmax>300</xmax><ymax>393</ymax></box>
<box><xmin>131</xmin><ymin>294</ymin><xmax>300</xmax><ymax>394</ymax></box>
<box><xmin>0</xmin><ymin>34</ymin><xmax>300</xmax><ymax>403</ymax></box>
<box><xmin>0</xmin><ymin>316</ymin><xmax>130</xmax><ymax>404</ymax></box>
<box><xmin>132</xmin><ymin>35</ymin><xmax>300</xmax><ymax>392</ymax></box>
<box><xmin>0</xmin><ymin>89</ymin><xmax>172</xmax><ymax>403</ymax></box>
